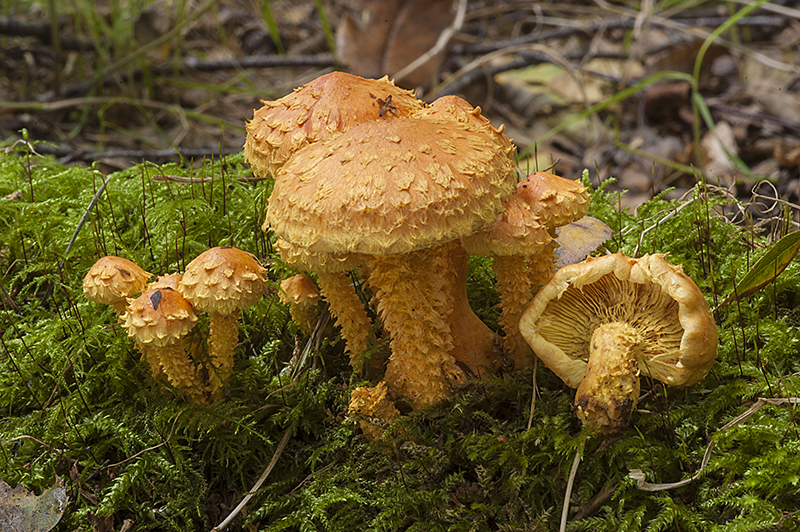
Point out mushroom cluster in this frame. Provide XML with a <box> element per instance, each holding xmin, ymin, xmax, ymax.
<box><xmin>246</xmin><ymin>72</ymin><xmax>601</xmax><ymax>432</ymax></box>
<box><xmin>246</xmin><ymin>72</ymin><xmax>529</xmax><ymax>415</ymax></box>
<box><xmin>519</xmin><ymin>253</ymin><xmax>718</xmax><ymax>434</ymax></box>
<box><xmin>83</xmin><ymin>246</ymin><xmax>268</xmax><ymax>403</ymax></box>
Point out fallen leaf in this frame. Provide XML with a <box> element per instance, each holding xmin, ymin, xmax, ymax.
<box><xmin>556</xmin><ymin>216</ymin><xmax>613</xmax><ymax>267</ymax></box>
<box><xmin>0</xmin><ymin>478</ymin><xmax>68</xmax><ymax>532</ymax></box>
<box><xmin>336</xmin><ymin>0</ymin><xmax>455</xmax><ymax>89</ymax></box>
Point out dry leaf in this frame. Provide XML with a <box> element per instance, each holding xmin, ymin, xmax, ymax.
<box><xmin>0</xmin><ymin>478</ymin><xmax>67</xmax><ymax>532</ymax></box>
<box><xmin>336</xmin><ymin>0</ymin><xmax>455</xmax><ymax>89</ymax></box>
<box><xmin>701</xmin><ymin>121</ymin><xmax>739</xmax><ymax>187</ymax></box>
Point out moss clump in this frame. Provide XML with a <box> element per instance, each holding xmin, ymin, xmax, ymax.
<box><xmin>2</xmin><ymin>143</ymin><xmax>800</xmax><ymax>531</ymax></box>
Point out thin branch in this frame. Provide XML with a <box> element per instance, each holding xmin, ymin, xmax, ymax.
<box><xmin>212</xmin><ymin>427</ymin><xmax>293</xmax><ymax>532</ymax></box>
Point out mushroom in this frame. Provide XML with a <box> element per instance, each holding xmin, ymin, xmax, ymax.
<box><xmin>463</xmin><ymin>171</ymin><xmax>589</xmax><ymax>368</ymax></box>
<box><xmin>177</xmin><ymin>246</ymin><xmax>269</xmax><ymax>397</ymax></box>
<box><xmin>266</xmin><ymin>115</ymin><xmax>516</xmax><ymax>409</ymax></box>
<box><xmin>121</xmin><ymin>287</ymin><xmax>205</xmax><ymax>402</ymax></box>
<box><xmin>279</xmin><ymin>273</ymin><xmax>321</xmax><ymax>336</ymax></box>
<box><xmin>348</xmin><ymin>382</ymin><xmax>401</xmax><ymax>443</ymax></box>
<box><xmin>519</xmin><ymin>253</ymin><xmax>718</xmax><ymax>433</ymax></box>
<box><xmin>83</xmin><ymin>256</ymin><xmax>152</xmax><ymax>315</ymax></box>
<box><xmin>276</xmin><ymin>239</ymin><xmax>375</xmax><ymax>371</ymax></box>
<box><xmin>244</xmin><ymin>71</ymin><xmax>424</xmax><ymax>179</ymax></box>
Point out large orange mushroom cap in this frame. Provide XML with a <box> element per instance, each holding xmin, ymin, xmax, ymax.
<box><xmin>83</xmin><ymin>256</ymin><xmax>152</xmax><ymax>314</ymax></box>
<box><xmin>244</xmin><ymin>72</ymin><xmax>424</xmax><ymax>179</ymax></box>
<box><xmin>265</xmin><ymin>117</ymin><xmax>517</xmax><ymax>255</ymax></box>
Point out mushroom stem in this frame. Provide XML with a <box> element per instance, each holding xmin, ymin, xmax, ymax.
<box><xmin>445</xmin><ymin>245</ymin><xmax>501</xmax><ymax>376</ymax></box>
<box><xmin>574</xmin><ymin>322</ymin><xmax>642</xmax><ymax>434</ymax></box>
<box><xmin>492</xmin><ymin>255</ymin><xmax>534</xmax><ymax>368</ymax></box>
<box><xmin>370</xmin><ymin>247</ymin><xmax>466</xmax><ymax>410</ymax></box>
<box><xmin>316</xmin><ymin>271</ymin><xmax>374</xmax><ymax>370</ymax></box>
<box><xmin>207</xmin><ymin>311</ymin><xmax>240</xmax><ymax>397</ymax></box>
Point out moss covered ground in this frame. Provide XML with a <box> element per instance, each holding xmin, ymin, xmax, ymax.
<box><xmin>2</xmin><ymin>139</ymin><xmax>800</xmax><ymax>531</ymax></box>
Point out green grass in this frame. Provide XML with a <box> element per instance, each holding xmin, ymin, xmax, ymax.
<box><xmin>2</xmin><ymin>139</ymin><xmax>800</xmax><ymax>531</ymax></box>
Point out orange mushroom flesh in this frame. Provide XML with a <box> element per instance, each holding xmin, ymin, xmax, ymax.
<box><xmin>244</xmin><ymin>71</ymin><xmax>424</xmax><ymax>180</ymax></box>
<box><xmin>519</xmin><ymin>253</ymin><xmax>718</xmax><ymax>434</ymax></box>
<box><xmin>348</xmin><ymin>381</ymin><xmax>401</xmax><ymax>443</ymax></box>
<box><xmin>83</xmin><ymin>256</ymin><xmax>152</xmax><ymax>315</ymax></box>
<box><xmin>279</xmin><ymin>273</ymin><xmax>321</xmax><ymax>336</ymax></box>
<box><xmin>178</xmin><ymin>246</ymin><xmax>268</xmax><ymax>398</ymax></box>
<box><xmin>121</xmin><ymin>287</ymin><xmax>205</xmax><ymax>402</ymax></box>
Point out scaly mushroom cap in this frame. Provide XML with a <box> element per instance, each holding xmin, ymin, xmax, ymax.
<box><xmin>244</xmin><ymin>72</ymin><xmax>424</xmax><ymax>179</ymax></box>
<box><xmin>413</xmin><ymin>95</ymin><xmax>514</xmax><ymax>151</ymax></box>
<box><xmin>461</xmin><ymin>193</ymin><xmax>554</xmax><ymax>256</ymax></box>
<box><xmin>279</xmin><ymin>274</ymin><xmax>320</xmax><ymax>306</ymax></box>
<box><xmin>266</xmin><ymin>117</ymin><xmax>517</xmax><ymax>254</ymax></box>
<box><xmin>516</xmin><ymin>171</ymin><xmax>590</xmax><ymax>230</ymax></box>
<box><xmin>147</xmin><ymin>273</ymin><xmax>183</xmax><ymax>291</ymax></box>
<box><xmin>178</xmin><ymin>246</ymin><xmax>269</xmax><ymax>315</ymax></box>
<box><xmin>83</xmin><ymin>256</ymin><xmax>152</xmax><ymax>306</ymax></box>
<box><xmin>121</xmin><ymin>287</ymin><xmax>198</xmax><ymax>347</ymax></box>
<box><xmin>519</xmin><ymin>253</ymin><xmax>718</xmax><ymax>389</ymax></box>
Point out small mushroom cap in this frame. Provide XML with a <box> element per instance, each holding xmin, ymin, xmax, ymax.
<box><xmin>461</xmin><ymin>192</ymin><xmax>554</xmax><ymax>256</ymax></box>
<box><xmin>121</xmin><ymin>287</ymin><xmax>198</xmax><ymax>347</ymax></box>
<box><xmin>147</xmin><ymin>273</ymin><xmax>183</xmax><ymax>290</ymax></box>
<box><xmin>279</xmin><ymin>274</ymin><xmax>320</xmax><ymax>305</ymax></box>
<box><xmin>519</xmin><ymin>253</ymin><xmax>718</xmax><ymax>388</ymax></box>
<box><xmin>266</xmin><ymin>117</ymin><xmax>517</xmax><ymax>255</ymax></box>
<box><xmin>244</xmin><ymin>72</ymin><xmax>424</xmax><ymax>179</ymax></box>
<box><xmin>178</xmin><ymin>246</ymin><xmax>269</xmax><ymax>315</ymax></box>
<box><xmin>516</xmin><ymin>171</ymin><xmax>590</xmax><ymax>230</ymax></box>
<box><xmin>83</xmin><ymin>256</ymin><xmax>152</xmax><ymax>305</ymax></box>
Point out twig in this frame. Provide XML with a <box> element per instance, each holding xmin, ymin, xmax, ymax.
<box><xmin>560</xmin><ymin>443</ymin><xmax>584</xmax><ymax>532</ymax></box>
<box><xmin>629</xmin><ymin>397</ymin><xmax>800</xmax><ymax>491</ymax></box>
<box><xmin>212</xmin><ymin>427</ymin><xmax>293</xmax><ymax>532</ymax></box>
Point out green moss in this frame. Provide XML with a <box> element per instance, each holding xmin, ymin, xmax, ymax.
<box><xmin>2</xmin><ymin>143</ymin><xmax>800</xmax><ymax>531</ymax></box>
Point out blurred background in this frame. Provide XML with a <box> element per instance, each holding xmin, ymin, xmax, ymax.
<box><xmin>1</xmin><ymin>0</ymin><xmax>799</xmax><ymax>212</ymax></box>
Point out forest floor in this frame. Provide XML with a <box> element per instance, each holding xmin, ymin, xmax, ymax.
<box><xmin>2</xmin><ymin>0</ymin><xmax>799</xmax><ymax>213</ymax></box>
<box><xmin>3</xmin><ymin>2</ymin><xmax>800</xmax><ymax>531</ymax></box>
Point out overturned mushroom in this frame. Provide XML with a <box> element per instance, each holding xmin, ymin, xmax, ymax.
<box><xmin>519</xmin><ymin>253</ymin><xmax>718</xmax><ymax>434</ymax></box>
<box><xmin>178</xmin><ymin>246</ymin><xmax>268</xmax><ymax>397</ymax></box>
<box><xmin>83</xmin><ymin>256</ymin><xmax>152</xmax><ymax>315</ymax></box>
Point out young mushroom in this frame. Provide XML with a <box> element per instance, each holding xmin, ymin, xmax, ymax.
<box><xmin>279</xmin><ymin>273</ymin><xmax>321</xmax><ymax>336</ymax></box>
<box><xmin>462</xmin><ymin>171</ymin><xmax>590</xmax><ymax>368</ymax></box>
<box><xmin>519</xmin><ymin>253</ymin><xmax>718</xmax><ymax>434</ymax></box>
<box><xmin>121</xmin><ymin>287</ymin><xmax>205</xmax><ymax>402</ymax></box>
<box><xmin>178</xmin><ymin>246</ymin><xmax>269</xmax><ymax>397</ymax></box>
<box><xmin>83</xmin><ymin>256</ymin><xmax>152</xmax><ymax>315</ymax></box>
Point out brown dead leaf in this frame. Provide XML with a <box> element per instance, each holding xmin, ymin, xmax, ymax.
<box><xmin>336</xmin><ymin>0</ymin><xmax>455</xmax><ymax>89</ymax></box>
<box><xmin>0</xmin><ymin>478</ymin><xmax>67</xmax><ymax>532</ymax></box>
